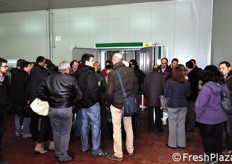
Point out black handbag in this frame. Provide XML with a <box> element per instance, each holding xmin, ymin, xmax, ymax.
<box><xmin>221</xmin><ymin>90</ymin><xmax>232</xmax><ymax>115</ymax></box>
<box><xmin>115</xmin><ymin>70</ymin><xmax>138</xmax><ymax>117</ymax></box>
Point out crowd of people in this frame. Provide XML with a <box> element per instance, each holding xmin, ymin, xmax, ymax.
<box><xmin>0</xmin><ymin>54</ymin><xmax>231</xmax><ymax>164</ymax></box>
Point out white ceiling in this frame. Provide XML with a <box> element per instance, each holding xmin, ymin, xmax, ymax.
<box><xmin>0</xmin><ymin>0</ymin><xmax>170</xmax><ymax>13</ymax></box>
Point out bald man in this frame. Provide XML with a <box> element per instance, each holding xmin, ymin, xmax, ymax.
<box><xmin>107</xmin><ymin>53</ymin><xmax>138</xmax><ymax>161</ymax></box>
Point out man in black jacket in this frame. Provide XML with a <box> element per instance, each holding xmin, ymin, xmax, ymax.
<box><xmin>129</xmin><ymin>59</ymin><xmax>145</xmax><ymax>131</ymax></box>
<box><xmin>107</xmin><ymin>53</ymin><xmax>138</xmax><ymax>162</ymax></box>
<box><xmin>219</xmin><ymin>61</ymin><xmax>232</xmax><ymax>155</ymax></box>
<box><xmin>11</xmin><ymin>61</ymin><xmax>31</xmax><ymax>138</ymax></box>
<box><xmin>185</xmin><ymin>61</ymin><xmax>199</xmax><ymax>132</ymax></box>
<box><xmin>37</xmin><ymin>61</ymin><xmax>82</xmax><ymax>163</ymax></box>
<box><xmin>190</xmin><ymin>59</ymin><xmax>204</xmax><ymax>81</ymax></box>
<box><xmin>143</xmin><ymin>68</ymin><xmax>166</xmax><ymax>133</ymax></box>
<box><xmin>28</xmin><ymin>56</ymin><xmax>48</xmax><ymax>142</ymax></box>
<box><xmin>0</xmin><ymin>58</ymin><xmax>11</xmax><ymax>164</ymax></box>
<box><xmin>129</xmin><ymin>59</ymin><xmax>145</xmax><ymax>92</ymax></box>
<box><xmin>75</xmin><ymin>54</ymin><xmax>107</xmax><ymax>157</ymax></box>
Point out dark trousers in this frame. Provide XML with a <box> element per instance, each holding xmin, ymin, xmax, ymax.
<box><xmin>199</xmin><ymin>122</ymin><xmax>225</xmax><ymax>161</ymax></box>
<box><xmin>75</xmin><ymin>109</ymin><xmax>82</xmax><ymax>137</ymax></box>
<box><xmin>186</xmin><ymin>101</ymin><xmax>195</xmax><ymax>130</ymax></box>
<box><xmin>0</xmin><ymin>105</ymin><xmax>8</xmax><ymax>160</ymax></box>
<box><xmin>148</xmin><ymin>106</ymin><xmax>162</xmax><ymax>130</ymax></box>
<box><xmin>100</xmin><ymin>103</ymin><xmax>109</xmax><ymax>139</ymax></box>
<box><xmin>49</xmin><ymin>107</ymin><xmax>73</xmax><ymax>161</ymax></box>
<box><xmin>225</xmin><ymin>115</ymin><xmax>232</xmax><ymax>150</ymax></box>
<box><xmin>37</xmin><ymin>116</ymin><xmax>53</xmax><ymax>143</ymax></box>
<box><xmin>30</xmin><ymin>111</ymin><xmax>40</xmax><ymax>141</ymax></box>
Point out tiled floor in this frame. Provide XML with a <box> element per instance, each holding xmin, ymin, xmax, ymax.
<box><xmin>3</xmin><ymin>109</ymin><xmax>207</xmax><ymax>164</ymax></box>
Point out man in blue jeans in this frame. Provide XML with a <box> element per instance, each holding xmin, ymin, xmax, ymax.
<box><xmin>75</xmin><ymin>54</ymin><xmax>107</xmax><ymax>156</ymax></box>
<box><xmin>0</xmin><ymin>58</ymin><xmax>11</xmax><ymax>164</ymax></box>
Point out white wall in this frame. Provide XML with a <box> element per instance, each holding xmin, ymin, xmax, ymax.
<box><xmin>0</xmin><ymin>11</ymin><xmax>48</xmax><ymax>62</ymax></box>
<box><xmin>211</xmin><ymin>0</ymin><xmax>232</xmax><ymax>66</ymax></box>
<box><xmin>0</xmin><ymin>0</ymin><xmax>213</xmax><ymax>68</ymax></box>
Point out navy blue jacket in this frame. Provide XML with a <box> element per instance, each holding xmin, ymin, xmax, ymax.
<box><xmin>164</xmin><ymin>79</ymin><xmax>191</xmax><ymax>108</ymax></box>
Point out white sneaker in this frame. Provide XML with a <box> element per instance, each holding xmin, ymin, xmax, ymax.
<box><xmin>22</xmin><ymin>133</ymin><xmax>32</xmax><ymax>138</ymax></box>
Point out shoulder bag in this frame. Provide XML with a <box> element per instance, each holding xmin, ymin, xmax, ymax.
<box><xmin>115</xmin><ymin>70</ymin><xmax>138</xmax><ymax>117</ymax></box>
<box><xmin>221</xmin><ymin>90</ymin><xmax>232</xmax><ymax>115</ymax></box>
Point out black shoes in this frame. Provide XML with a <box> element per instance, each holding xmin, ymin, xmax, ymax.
<box><xmin>149</xmin><ymin>128</ymin><xmax>163</xmax><ymax>133</ymax></box>
<box><xmin>93</xmin><ymin>151</ymin><xmax>108</xmax><ymax>156</ymax></box>
<box><xmin>107</xmin><ymin>154</ymin><xmax>123</xmax><ymax>162</ymax></box>
<box><xmin>187</xmin><ymin>129</ymin><xmax>194</xmax><ymax>132</ymax></box>
<box><xmin>165</xmin><ymin>144</ymin><xmax>185</xmax><ymax>149</ymax></box>
<box><xmin>154</xmin><ymin>128</ymin><xmax>163</xmax><ymax>133</ymax></box>
<box><xmin>58</xmin><ymin>155</ymin><xmax>73</xmax><ymax>164</ymax></box>
<box><xmin>149</xmin><ymin>128</ymin><xmax>155</xmax><ymax>133</ymax></box>
<box><xmin>166</xmin><ymin>144</ymin><xmax>176</xmax><ymax>149</ymax></box>
<box><xmin>82</xmin><ymin>149</ymin><xmax>89</xmax><ymax>153</ymax></box>
<box><xmin>128</xmin><ymin>152</ymin><xmax>134</xmax><ymax>157</ymax></box>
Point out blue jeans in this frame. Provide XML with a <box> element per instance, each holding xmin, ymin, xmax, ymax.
<box><xmin>81</xmin><ymin>102</ymin><xmax>102</xmax><ymax>155</ymax></box>
<box><xmin>226</xmin><ymin>115</ymin><xmax>232</xmax><ymax>150</ymax></box>
<box><xmin>15</xmin><ymin>114</ymin><xmax>31</xmax><ymax>135</ymax></box>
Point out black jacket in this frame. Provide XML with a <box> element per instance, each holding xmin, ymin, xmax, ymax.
<box><xmin>0</xmin><ymin>75</ymin><xmax>11</xmax><ymax>106</ymax></box>
<box><xmin>134</xmin><ymin>66</ymin><xmax>145</xmax><ymax>91</ymax></box>
<box><xmin>28</xmin><ymin>64</ymin><xmax>48</xmax><ymax>102</ymax></box>
<box><xmin>75</xmin><ymin>65</ymin><xmax>100</xmax><ymax>108</ymax></box>
<box><xmin>11</xmin><ymin>70</ymin><xmax>30</xmax><ymax>106</ymax></box>
<box><xmin>193</xmin><ymin>66</ymin><xmax>204</xmax><ymax>80</ymax></box>
<box><xmin>107</xmin><ymin>62</ymin><xmax>138</xmax><ymax>109</ymax></box>
<box><xmin>187</xmin><ymin>69</ymin><xmax>199</xmax><ymax>101</ymax></box>
<box><xmin>225</xmin><ymin>71</ymin><xmax>232</xmax><ymax>95</ymax></box>
<box><xmin>95</xmin><ymin>72</ymin><xmax>107</xmax><ymax>104</ymax></box>
<box><xmin>157</xmin><ymin>65</ymin><xmax>172</xmax><ymax>80</ymax></box>
<box><xmin>143</xmin><ymin>71</ymin><xmax>166</xmax><ymax>107</ymax></box>
<box><xmin>37</xmin><ymin>72</ymin><xmax>82</xmax><ymax>108</ymax></box>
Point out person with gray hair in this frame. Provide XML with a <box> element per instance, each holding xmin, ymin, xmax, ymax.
<box><xmin>58</xmin><ymin>61</ymin><xmax>70</xmax><ymax>72</ymax></box>
<box><xmin>107</xmin><ymin>53</ymin><xmax>138</xmax><ymax>161</ymax></box>
<box><xmin>37</xmin><ymin>61</ymin><xmax>83</xmax><ymax>163</ymax></box>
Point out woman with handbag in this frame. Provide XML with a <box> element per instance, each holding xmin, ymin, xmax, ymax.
<box><xmin>195</xmin><ymin>65</ymin><xmax>229</xmax><ymax>164</ymax></box>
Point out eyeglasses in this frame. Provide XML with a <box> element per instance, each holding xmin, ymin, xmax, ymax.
<box><xmin>0</xmin><ymin>66</ymin><xmax>8</xmax><ymax>68</ymax></box>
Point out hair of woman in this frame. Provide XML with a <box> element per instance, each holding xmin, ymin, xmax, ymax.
<box><xmin>172</xmin><ymin>66</ymin><xmax>186</xmax><ymax>83</ymax></box>
<box><xmin>203</xmin><ymin>65</ymin><xmax>225</xmax><ymax>85</ymax></box>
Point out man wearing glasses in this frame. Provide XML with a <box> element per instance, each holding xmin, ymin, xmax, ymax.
<box><xmin>0</xmin><ymin>58</ymin><xmax>11</xmax><ymax>164</ymax></box>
